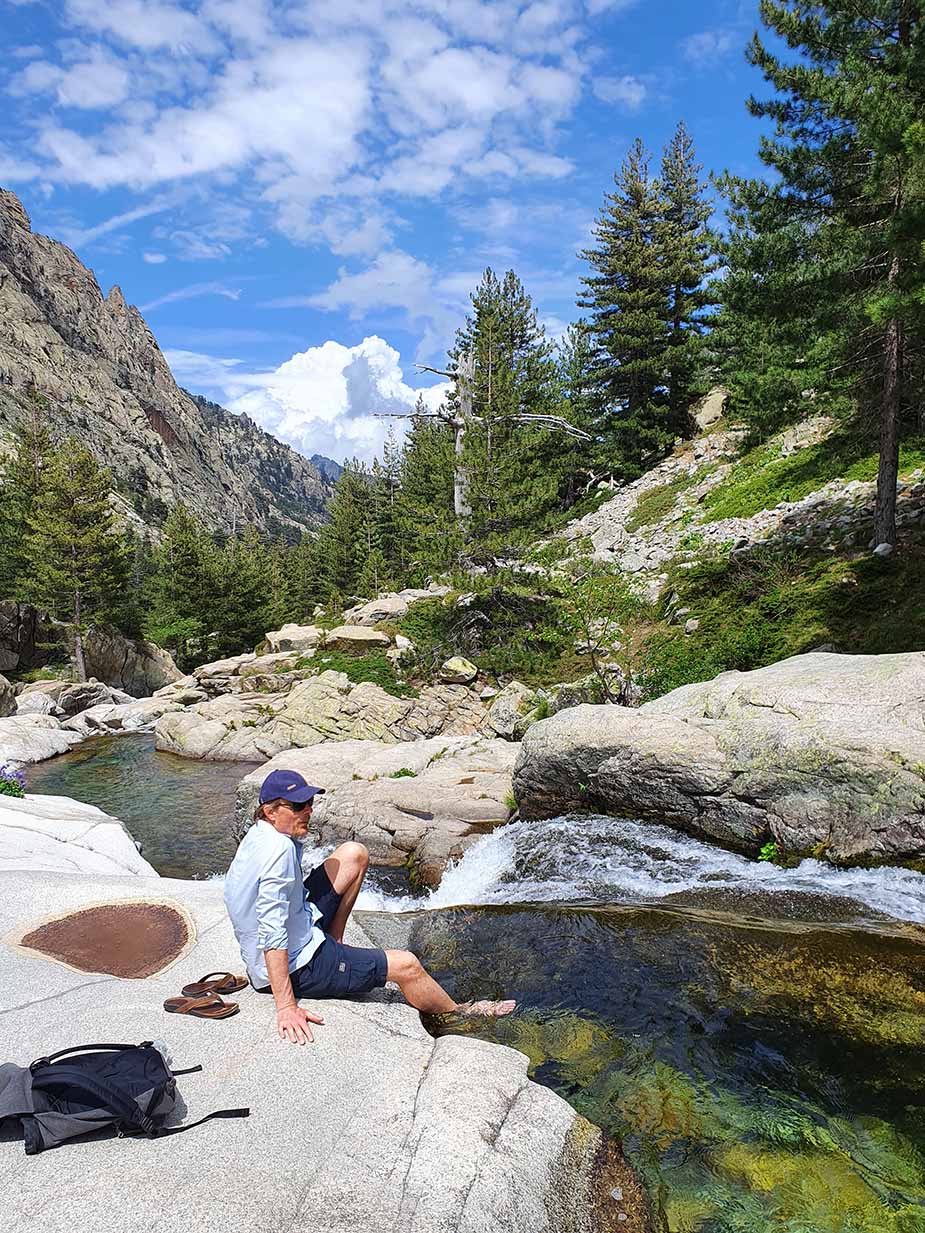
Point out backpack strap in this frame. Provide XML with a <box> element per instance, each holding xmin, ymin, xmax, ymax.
<box><xmin>30</xmin><ymin>1043</ymin><xmax>151</xmax><ymax>1072</ymax></box>
<box><xmin>29</xmin><ymin>1066</ymin><xmax>159</xmax><ymax>1136</ymax></box>
<box><xmin>155</xmin><ymin>1107</ymin><xmax>250</xmax><ymax>1137</ymax></box>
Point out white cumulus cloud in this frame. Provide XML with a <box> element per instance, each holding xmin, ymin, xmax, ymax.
<box><xmin>165</xmin><ymin>335</ymin><xmax>450</xmax><ymax>464</ymax></box>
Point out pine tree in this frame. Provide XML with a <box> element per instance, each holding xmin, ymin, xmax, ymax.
<box><xmin>579</xmin><ymin>138</ymin><xmax>673</xmax><ymax>480</ymax></box>
<box><xmin>394</xmin><ymin>404</ymin><xmax>458</xmax><ymax>582</ymax></box>
<box><xmin>25</xmin><ymin>441</ymin><xmax>128</xmax><ymax>680</ymax></box>
<box><xmin>557</xmin><ymin>320</ymin><xmax>600</xmax><ymax>506</ymax></box>
<box><xmin>145</xmin><ymin>504</ymin><xmax>212</xmax><ymax>668</ymax></box>
<box><xmin>209</xmin><ymin>525</ymin><xmax>272</xmax><ymax>657</ymax></box>
<box><xmin>722</xmin><ymin>0</ymin><xmax>925</xmax><ymax>545</ymax></box>
<box><xmin>314</xmin><ymin>460</ymin><xmax>370</xmax><ymax>604</ymax></box>
<box><xmin>450</xmin><ymin>268</ymin><xmax>561</xmax><ymax>547</ymax></box>
<box><xmin>660</xmin><ymin>121</ymin><xmax>716</xmax><ymax>430</ymax></box>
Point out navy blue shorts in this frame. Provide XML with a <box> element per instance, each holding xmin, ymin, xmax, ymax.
<box><xmin>258</xmin><ymin>862</ymin><xmax>388</xmax><ymax>999</ymax></box>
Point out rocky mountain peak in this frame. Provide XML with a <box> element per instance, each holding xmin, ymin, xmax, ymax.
<box><xmin>0</xmin><ymin>187</ymin><xmax>330</xmax><ymax>536</ymax></box>
<box><xmin>0</xmin><ymin>190</ymin><xmax>30</xmax><ymax>232</ymax></box>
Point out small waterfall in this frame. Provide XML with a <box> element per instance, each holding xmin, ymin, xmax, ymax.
<box><xmin>358</xmin><ymin>814</ymin><xmax>925</xmax><ymax>926</ymax></box>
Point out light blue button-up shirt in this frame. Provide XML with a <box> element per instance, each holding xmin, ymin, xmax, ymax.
<box><xmin>223</xmin><ymin>820</ymin><xmax>324</xmax><ymax>990</ymax></box>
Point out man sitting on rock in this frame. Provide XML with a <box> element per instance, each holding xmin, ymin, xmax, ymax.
<box><xmin>224</xmin><ymin>769</ymin><xmax>515</xmax><ymax>1044</ymax></box>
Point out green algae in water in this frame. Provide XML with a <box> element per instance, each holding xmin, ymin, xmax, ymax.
<box><xmin>368</xmin><ymin>904</ymin><xmax>925</xmax><ymax>1233</ymax></box>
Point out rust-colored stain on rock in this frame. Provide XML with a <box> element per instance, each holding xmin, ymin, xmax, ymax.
<box><xmin>20</xmin><ymin>903</ymin><xmax>190</xmax><ymax>978</ymax></box>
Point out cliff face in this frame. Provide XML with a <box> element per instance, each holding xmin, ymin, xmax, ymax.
<box><xmin>0</xmin><ymin>188</ymin><xmax>329</xmax><ymax>535</ymax></box>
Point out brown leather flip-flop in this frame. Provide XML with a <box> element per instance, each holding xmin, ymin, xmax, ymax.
<box><xmin>180</xmin><ymin>972</ymin><xmax>248</xmax><ymax>998</ymax></box>
<box><xmin>163</xmin><ymin>995</ymin><xmax>240</xmax><ymax>1019</ymax></box>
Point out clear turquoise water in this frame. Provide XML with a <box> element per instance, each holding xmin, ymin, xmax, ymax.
<box><xmin>24</xmin><ymin>733</ymin><xmax>258</xmax><ymax>879</ymax></box>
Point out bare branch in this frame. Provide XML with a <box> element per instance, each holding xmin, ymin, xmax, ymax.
<box><xmin>414</xmin><ymin>363</ymin><xmax>454</xmax><ymax>380</ymax></box>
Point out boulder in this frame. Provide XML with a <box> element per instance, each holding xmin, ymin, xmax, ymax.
<box><xmin>0</xmin><ymin>714</ymin><xmax>84</xmax><ymax>766</ymax></box>
<box><xmin>513</xmin><ymin>651</ymin><xmax>925</xmax><ymax>865</ymax></box>
<box><xmin>693</xmin><ymin>385</ymin><xmax>728</xmax><ymax>432</ymax></box>
<box><xmin>0</xmin><ymin>673</ymin><xmax>14</xmax><ymax>719</ymax></box>
<box><xmin>18</xmin><ymin>680</ymin><xmax>69</xmax><ymax>701</ymax></box>
<box><xmin>14</xmin><ymin>692</ymin><xmax>59</xmax><ymax>717</ymax></box>
<box><xmin>82</xmin><ymin>626</ymin><xmax>182</xmax><ymax>696</ymax></box>
<box><xmin>193</xmin><ymin>652</ymin><xmax>257</xmax><ymax>681</ymax></box>
<box><xmin>262</xmin><ymin>623</ymin><xmax>323</xmax><ymax>653</ymax></box>
<box><xmin>0</xmin><ymin>794</ymin><xmax>157</xmax><ymax>876</ymax></box>
<box><xmin>239</xmin><ymin>652</ymin><xmax>301</xmax><ymax>677</ymax></box>
<box><xmin>324</xmin><ymin>625</ymin><xmax>391</xmax><ymax>653</ymax></box>
<box><xmin>56</xmin><ymin>679</ymin><xmax>133</xmax><ymax>717</ymax></box>
<box><xmin>342</xmin><ymin>586</ymin><xmax>450</xmax><ymax>626</ymax></box>
<box><xmin>439</xmin><ymin>656</ymin><xmax>479</xmax><ymax>685</ymax></box>
<box><xmin>235</xmin><ymin>735</ymin><xmax>519</xmax><ymax>884</ymax></box>
<box><xmin>488</xmin><ymin>681</ymin><xmax>543</xmax><ymax>741</ymax></box>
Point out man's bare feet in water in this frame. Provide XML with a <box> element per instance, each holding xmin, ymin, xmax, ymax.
<box><xmin>455</xmin><ymin>999</ymin><xmax>517</xmax><ymax>1017</ymax></box>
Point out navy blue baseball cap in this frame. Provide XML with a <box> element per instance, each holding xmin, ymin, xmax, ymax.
<box><xmin>258</xmin><ymin>769</ymin><xmax>326</xmax><ymax>804</ymax></box>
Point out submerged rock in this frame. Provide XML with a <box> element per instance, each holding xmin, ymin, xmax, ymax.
<box><xmin>514</xmin><ymin>651</ymin><xmax>925</xmax><ymax>865</ymax></box>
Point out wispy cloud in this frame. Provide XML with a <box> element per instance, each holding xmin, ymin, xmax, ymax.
<box><xmin>140</xmin><ymin>280</ymin><xmax>243</xmax><ymax>312</ymax></box>
<box><xmin>681</xmin><ymin>28</ymin><xmax>738</xmax><ymax>66</ymax></box>
<box><xmin>593</xmin><ymin>74</ymin><xmax>648</xmax><ymax>111</ymax></box>
<box><xmin>58</xmin><ymin>200</ymin><xmax>172</xmax><ymax>248</ymax></box>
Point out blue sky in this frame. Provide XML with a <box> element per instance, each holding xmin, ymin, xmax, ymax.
<box><xmin>2</xmin><ymin>0</ymin><xmax>776</xmax><ymax>463</ymax></box>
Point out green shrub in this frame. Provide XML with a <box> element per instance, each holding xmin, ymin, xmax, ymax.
<box><xmin>311</xmin><ymin>650</ymin><xmax>418</xmax><ymax>698</ymax></box>
<box><xmin>389</xmin><ymin>767</ymin><xmax>417</xmax><ymax>778</ymax></box>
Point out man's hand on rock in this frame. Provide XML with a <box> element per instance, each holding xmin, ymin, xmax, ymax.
<box><xmin>277</xmin><ymin>1004</ymin><xmax>324</xmax><ymax>1045</ymax></box>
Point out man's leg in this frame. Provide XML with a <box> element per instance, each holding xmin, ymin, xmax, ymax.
<box><xmin>323</xmin><ymin>841</ymin><xmax>369</xmax><ymax>943</ymax></box>
<box><xmin>385</xmin><ymin>949</ymin><xmax>515</xmax><ymax>1017</ymax></box>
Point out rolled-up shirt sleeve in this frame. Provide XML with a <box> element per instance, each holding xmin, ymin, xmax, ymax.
<box><xmin>256</xmin><ymin>848</ymin><xmax>292</xmax><ymax>952</ymax></box>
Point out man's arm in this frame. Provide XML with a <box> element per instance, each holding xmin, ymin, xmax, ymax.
<box><xmin>256</xmin><ymin>849</ymin><xmax>325</xmax><ymax>1046</ymax></box>
<box><xmin>265</xmin><ymin>947</ymin><xmax>323</xmax><ymax>1045</ymax></box>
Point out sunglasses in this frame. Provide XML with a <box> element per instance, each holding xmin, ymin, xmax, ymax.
<box><xmin>284</xmin><ymin>798</ymin><xmax>314</xmax><ymax>812</ymax></box>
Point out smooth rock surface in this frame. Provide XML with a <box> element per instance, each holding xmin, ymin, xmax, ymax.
<box><xmin>0</xmin><ymin>823</ymin><xmax>629</xmax><ymax>1231</ymax></box>
<box><xmin>0</xmin><ymin>795</ymin><xmax>157</xmax><ymax>876</ymax></box>
<box><xmin>0</xmin><ymin>714</ymin><xmax>83</xmax><ymax>766</ymax></box>
<box><xmin>236</xmin><ymin>735</ymin><xmax>518</xmax><ymax>885</ymax></box>
<box><xmin>514</xmin><ymin>652</ymin><xmax>925</xmax><ymax>863</ymax></box>
<box><xmin>61</xmin><ymin>696</ymin><xmax>185</xmax><ymax>738</ymax></box>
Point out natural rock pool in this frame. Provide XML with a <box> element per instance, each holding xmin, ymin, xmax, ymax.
<box><xmin>24</xmin><ymin>733</ymin><xmax>925</xmax><ymax>1231</ymax></box>
<box><xmin>24</xmin><ymin>732</ymin><xmax>259</xmax><ymax>879</ymax></box>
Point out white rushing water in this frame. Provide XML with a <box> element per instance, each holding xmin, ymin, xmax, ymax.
<box><xmin>355</xmin><ymin>814</ymin><xmax>925</xmax><ymax>926</ymax></box>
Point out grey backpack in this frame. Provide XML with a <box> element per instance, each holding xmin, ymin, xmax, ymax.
<box><xmin>0</xmin><ymin>1041</ymin><xmax>249</xmax><ymax>1153</ymax></box>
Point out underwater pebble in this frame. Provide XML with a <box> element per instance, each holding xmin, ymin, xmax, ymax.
<box><xmin>610</xmin><ymin>1187</ymin><xmax>623</xmax><ymax>1202</ymax></box>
